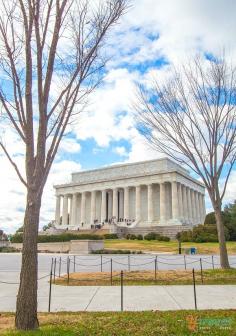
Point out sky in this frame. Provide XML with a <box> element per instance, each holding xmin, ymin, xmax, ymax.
<box><xmin>1</xmin><ymin>0</ymin><xmax>236</xmax><ymax>234</ymax></box>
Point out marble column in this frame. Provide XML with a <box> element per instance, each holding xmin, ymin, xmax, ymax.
<box><xmin>196</xmin><ymin>192</ymin><xmax>200</xmax><ymax>224</ymax></box>
<box><xmin>171</xmin><ymin>181</ymin><xmax>178</xmax><ymax>219</ymax></box>
<box><xmin>135</xmin><ymin>185</ymin><xmax>141</xmax><ymax>221</ymax></box>
<box><xmin>160</xmin><ymin>183</ymin><xmax>166</xmax><ymax>221</ymax></box>
<box><xmin>69</xmin><ymin>196</ymin><xmax>73</xmax><ymax>225</ymax></box>
<box><xmin>55</xmin><ymin>195</ymin><xmax>61</xmax><ymax>225</ymax></box>
<box><xmin>147</xmin><ymin>184</ymin><xmax>153</xmax><ymax>222</ymax></box>
<box><xmin>183</xmin><ymin>185</ymin><xmax>188</xmax><ymax>222</ymax></box>
<box><xmin>108</xmin><ymin>191</ymin><xmax>113</xmax><ymax>220</ymax></box>
<box><xmin>81</xmin><ymin>192</ymin><xmax>86</xmax><ymax>224</ymax></box>
<box><xmin>101</xmin><ymin>190</ymin><xmax>106</xmax><ymax>222</ymax></box>
<box><xmin>194</xmin><ymin>191</ymin><xmax>198</xmax><ymax>224</ymax></box>
<box><xmin>178</xmin><ymin>183</ymin><xmax>183</xmax><ymax>220</ymax></box>
<box><xmin>113</xmin><ymin>188</ymin><xmax>118</xmax><ymax>219</ymax></box>
<box><xmin>191</xmin><ymin>190</ymin><xmax>196</xmax><ymax>225</ymax></box>
<box><xmin>202</xmin><ymin>194</ymin><xmax>206</xmax><ymax>222</ymax></box>
<box><xmin>71</xmin><ymin>193</ymin><xmax>77</xmax><ymax>226</ymax></box>
<box><xmin>91</xmin><ymin>191</ymin><xmax>96</xmax><ymax>224</ymax></box>
<box><xmin>186</xmin><ymin>187</ymin><xmax>192</xmax><ymax>224</ymax></box>
<box><xmin>62</xmin><ymin>195</ymin><xmax>68</xmax><ymax>226</ymax></box>
<box><xmin>124</xmin><ymin>187</ymin><xmax>129</xmax><ymax>220</ymax></box>
<box><xmin>189</xmin><ymin>189</ymin><xmax>194</xmax><ymax>224</ymax></box>
<box><xmin>119</xmin><ymin>190</ymin><xmax>124</xmax><ymax>220</ymax></box>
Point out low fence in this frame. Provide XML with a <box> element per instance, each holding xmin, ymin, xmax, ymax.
<box><xmin>1</xmin><ymin>254</ymin><xmax>236</xmax><ymax>313</ymax></box>
<box><xmin>48</xmin><ymin>257</ymin><xmax>201</xmax><ymax>312</ymax></box>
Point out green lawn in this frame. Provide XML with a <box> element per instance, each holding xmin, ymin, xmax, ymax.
<box><xmin>1</xmin><ymin>311</ymin><xmax>236</xmax><ymax>335</ymax></box>
<box><xmin>55</xmin><ymin>269</ymin><xmax>236</xmax><ymax>286</ymax></box>
<box><xmin>104</xmin><ymin>240</ymin><xmax>236</xmax><ymax>255</ymax></box>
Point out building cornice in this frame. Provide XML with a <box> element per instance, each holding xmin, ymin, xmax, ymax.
<box><xmin>54</xmin><ymin>158</ymin><xmax>205</xmax><ymax>191</ymax></box>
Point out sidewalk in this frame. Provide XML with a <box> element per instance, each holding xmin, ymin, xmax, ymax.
<box><xmin>1</xmin><ymin>282</ymin><xmax>236</xmax><ymax>312</ymax></box>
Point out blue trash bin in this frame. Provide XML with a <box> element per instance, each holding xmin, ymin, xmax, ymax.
<box><xmin>190</xmin><ymin>247</ymin><xmax>196</xmax><ymax>255</ymax></box>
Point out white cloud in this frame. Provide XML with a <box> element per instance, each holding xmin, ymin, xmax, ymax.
<box><xmin>72</xmin><ymin>68</ymin><xmax>138</xmax><ymax>147</ymax></box>
<box><xmin>112</xmin><ymin>146</ymin><xmax>128</xmax><ymax>157</ymax></box>
<box><xmin>111</xmin><ymin>0</ymin><xmax>236</xmax><ymax>66</ymax></box>
<box><xmin>59</xmin><ymin>138</ymin><xmax>81</xmax><ymax>154</ymax></box>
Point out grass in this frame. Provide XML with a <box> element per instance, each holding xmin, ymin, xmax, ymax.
<box><xmin>104</xmin><ymin>240</ymin><xmax>236</xmax><ymax>255</ymax></box>
<box><xmin>1</xmin><ymin>311</ymin><xmax>236</xmax><ymax>335</ymax></box>
<box><xmin>54</xmin><ymin>268</ymin><xmax>236</xmax><ymax>286</ymax></box>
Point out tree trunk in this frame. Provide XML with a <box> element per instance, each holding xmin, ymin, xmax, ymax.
<box><xmin>214</xmin><ymin>204</ymin><xmax>230</xmax><ymax>269</ymax></box>
<box><xmin>15</xmin><ymin>190</ymin><xmax>41</xmax><ymax>330</ymax></box>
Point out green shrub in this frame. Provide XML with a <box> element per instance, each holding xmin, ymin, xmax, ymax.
<box><xmin>10</xmin><ymin>232</ymin><xmax>120</xmax><ymax>243</ymax></box>
<box><xmin>137</xmin><ymin>234</ymin><xmax>143</xmax><ymax>240</ymax></box>
<box><xmin>103</xmin><ymin>233</ymin><xmax>118</xmax><ymax>239</ymax></box>
<box><xmin>10</xmin><ymin>233</ymin><xmax>104</xmax><ymax>243</ymax></box>
<box><xmin>204</xmin><ymin>212</ymin><xmax>216</xmax><ymax>225</ymax></box>
<box><xmin>144</xmin><ymin>232</ymin><xmax>161</xmax><ymax>241</ymax></box>
<box><xmin>129</xmin><ymin>234</ymin><xmax>138</xmax><ymax>240</ymax></box>
<box><xmin>126</xmin><ymin>234</ymin><xmax>137</xmax><ymax>240</ymax></box>
<box><xmin>10</xmin><ymin>233</ymin><xmax>23</xmax><ymax>243</ymax></box>
<box><xmin>143</xmin><ymin>232</ymin><xmax>170</xmax><ymax>241</ymax></box>
<box><xmin>177</xmin><ymin>224</ymin><xmax>229</xmax><ymax>243</ymax></box>
<box><xmin>159</xmin><ymin>235</ymin><xmax>170</xmax><ymax>242</ymax></box>
<box><xmin>92</xmin><ymin>249</ymin><xmax>143</xmax><ymax>254</ymax></box>
<box><xmin>204</xmin><ymin>208</ymin><xmax>236</xmax><ymax>241</ymax></box>
<box><xmin>0</xmin><ymin>246</ymin><xmax>18</xmax><ymax>253</ymax></box>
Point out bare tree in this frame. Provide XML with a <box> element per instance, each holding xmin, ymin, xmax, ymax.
<box><xmin>135</xmin><ymin>56</ymin><xmax>236</xmax><ymax>269</ymax></box>
<box><xmin>0</xmin><ymin>0</ymin><xmax>127</xmax><ymax>330</ymax></box>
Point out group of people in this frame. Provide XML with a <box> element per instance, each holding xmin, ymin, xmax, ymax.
<box><xmin>79</xmin><ymin>217</ymin><xmax>136</xmax><ymax>229</ymax></box>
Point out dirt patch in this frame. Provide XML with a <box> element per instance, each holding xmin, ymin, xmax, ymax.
<box><xmin>0</xmin><ymin>314</ymin><xmax>14</xmax><ymax>331</ymax></box>
<box><xmin>54</xmin><ymin>269</ymin><xmax>201</xmax><ymax>286</ymax></box>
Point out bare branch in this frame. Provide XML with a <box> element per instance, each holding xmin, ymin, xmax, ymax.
<box><xmin>0</xmin><ymin>142</ymin><xmax>27</xmax><ymax>187</ymax></box>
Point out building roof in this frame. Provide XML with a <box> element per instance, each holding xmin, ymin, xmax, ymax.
<box><xmin>54</xmin><ymin>158</ymin><xmax>204</xmax><ymax>189</ymax></box>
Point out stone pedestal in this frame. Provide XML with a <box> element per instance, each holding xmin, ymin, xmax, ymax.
<box><xmin>69</xmin><ymin>240</ymin><xmax>104</xmax><ymax>254</ymax></box>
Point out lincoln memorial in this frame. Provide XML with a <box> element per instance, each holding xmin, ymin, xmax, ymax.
<box><xmin>54</xmin><ymin>158</ymin><xmax>206</xmax><ymax>236</ymax></box>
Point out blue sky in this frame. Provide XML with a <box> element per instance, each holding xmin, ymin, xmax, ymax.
<box><xmin>1</xmin><ymin>0</ymin><xmax>236</xmax><ymax>233</ymax></box>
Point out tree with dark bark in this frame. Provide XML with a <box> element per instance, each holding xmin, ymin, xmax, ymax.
<box><xmin>135</xmin><ymin>56</ymin><xmax>236</xmax><ymax>269</ymax></box>
<box><xmin>0</xmin><ymin>0</ymin><xmax>127</xmax><ymax>330</ymax></box>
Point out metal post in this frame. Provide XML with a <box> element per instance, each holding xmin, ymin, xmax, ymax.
<box><xmin>48</xmin><ymin>258</ymin><xmax>53</xmax><ymax>312</ymax></box>
<box><xmin>110</xmin><ymin>258</ymin><xmax>113</xmax><ymax>286</ymax></box>
<box><xmin>74</xmin><ymin>255</ymin><xmax>76</xmax><ymax>273</ymax></box>
<box><xmin>192</xmin><ymin>268</ymin><xmax>197</xmax><ymax>310</ymax></box>
<box><xmin>128</xmin><ymin>255</ymin><xmax>130</xmax><ymax>272</ymax></box>
<box><xmin>212</xmin><ymin>255</ymin><xmax>215</xmax><ymax>270</ymax></box>
<box><xmin>184</xmin><ymin>255</ymin><xmax>187</xmax><ymax>270</ymax></box>
<box><xmin>121</xmin><ymin>270</ymin><xmax>124</xmax><ymax>311</ymax></box>
<box><xmin>155</xmin><ymin>256</ymin><xmax>157</xmax><ymax>281</ymax></box>
<box><xmin>101</xmin><ymin>255</ymin><xmax>103</xmax><ymax>272</ymax></box>
<box><xmin>178</xmin><ymin>240</ymin><xmax>182</xmax><ymax>254</ymax></box>
<box><xmin>200</xmin><ymin>258</ymin><xmax>203</xmax><ymax>284</ymax></box>
<box><xmin>53</xmin><ymin>257</ymin><xmax>56</xmax><ymax>283</ymax></box>
<box><xmin>67</xmin><ymin>257</ymin><xmax>70</xmax><ymax>285</ymax></box>
<box><xmin>59</xmin><ymin>257</ymin><xmax>61</xmax><ymax>278</ymax></box>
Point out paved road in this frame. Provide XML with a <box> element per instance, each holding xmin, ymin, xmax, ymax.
<box><xmin>1</xmin><ymin>253</ymin><xmax>236</xmax><ymax>277</ymax></box>
<box><xmin>0</xmin><ymin>253</ymin><xmax>236</xmax><ymax>312</ymax></box>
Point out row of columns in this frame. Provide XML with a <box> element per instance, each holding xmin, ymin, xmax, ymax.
<box><xmin>172</xmin><ymin>182</ymin><xmax>205</xmax><ymax>224</ymax></box>
<box><xmin>55</xmin><ymin>182</ymin><xmax>205</xmax><ymax>227</ymax></box>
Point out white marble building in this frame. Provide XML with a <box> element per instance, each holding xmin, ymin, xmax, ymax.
<box><xmin>54</xmin><ymin>158</ymin><xmax>206</xmax><ymax>233</ymax></box>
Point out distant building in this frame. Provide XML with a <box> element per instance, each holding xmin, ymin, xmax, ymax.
<box><xmin>54</xmin><ymin>158</ymin><xmax>205</xmax><ymax>237</ymax></box>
